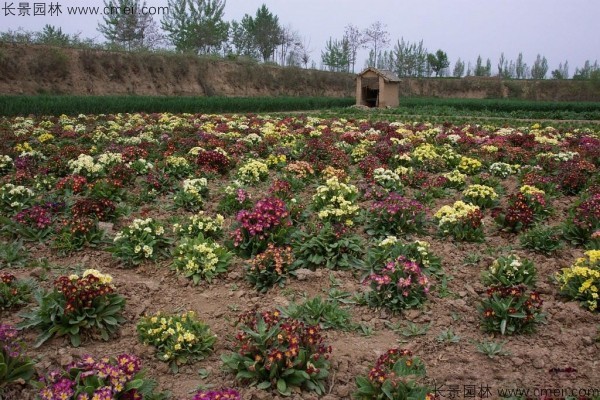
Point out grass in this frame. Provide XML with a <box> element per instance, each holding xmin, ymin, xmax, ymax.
<box><xmin>0</xmin><ymin>95</ymin><xmax>354</xmax><ymax>116</ymax></box>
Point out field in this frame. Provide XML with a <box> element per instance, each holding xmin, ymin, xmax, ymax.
<box><xmin>1</xmin><ymin>110</ymin><xmax>600</xmax><ymax>400</ymax></box>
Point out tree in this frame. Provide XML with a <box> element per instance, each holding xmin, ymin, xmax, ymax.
<box><xmin>392</xmin><ymin>38</ymin><xmax>428</xmax><ymax>77</ymax></box>
<box><xmin>161</xmin><ymin>0</ymin><xmax>229</xmax><ymax>54</ymax></box>
<box><xmin>321</xmin><ymin>37</ymin><xmax>350</xmax><ymax>72</ymax></box>
<box><xmin>98</xmin><ymin>0</ymin><xmax>160</xmax><ymax>50</ymax></box>
<box><xmin>277</xmin><ymin>25</ymin><xmax>301</xmax><ymax>66</ymax></box>
<box><xmin>228</xmin><ymin>16</ymin><xmax>258</xmax><ymax>58</ymax></box>
<box><xmin>573</xmin><ymin>60</ymin><xmax>599</xmax><ymax>80</ymax></box>
<box><xmin>551</xmin><ymin>61</ymin><xmax>569</xmax><ymax>79</ymax></box>
<box><xmin>453</xmin><ymin>58</ymin><xmax>465</xmax><ymax>77</ymax></box>
<box><xmin>530</xmin><ymin>54</ymin><xmax>548</xmax><ymax>79</ymax></box>
<box><xmin>344</xmin><ymin>24</ymin><xmax>366</xmax><ymax>73</ymax></box>
<box><xmin>515</xmin><ymin>52</ymin><xmax>528</xmax><ymax>79</ymax></box>
<box><xmin>427</xmin><ymin>49</ymin><xmax>450</xmax><ymax>77</ymax></box>
<box><xmin>249</xmin><ymin>4</ymin><xmax>282</xmax><ymax>62</ymax></box>
<box><xmin>36</xmin><ymin>24</ymin><xmax>71</xmax><ymax>46</ymax></box>
<box><xmin>298</xmin><ymin>38</ymin><xmax>312</xmax><ymax>68</ymax></box>
<box><xmin>474</xmin><ymin>55</ymin><xmax>491</xmax><ymax>77</ymax></box>
<box><xmin>497</xmin><ymin>53</ymin><xmax>515</xmax><ymax>79</ymax></box>
<box><xmin>363</xmin><ymin>21</ymin><xmax>390</xmax><ymax>67</ymax></box>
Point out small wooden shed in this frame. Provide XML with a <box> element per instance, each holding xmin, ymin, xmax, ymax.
<box><xmin>355</xmin><ymin>67</ymin><xmax>401</xmax><ymax>108</ymax></box>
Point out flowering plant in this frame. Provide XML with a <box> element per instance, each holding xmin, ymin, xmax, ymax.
<box><xmin>110</xmin><ymin>218</ymin><xmax>171</xmax><ymax>266</ymax></box>
<box><xmin>312</xmin><ymin>177</ymin><xmax>359</xmax><ymax>225</ymax></box>
<box><xmin>3</xmin><ymin>204</ymin><xmax>55</xmax><ymax>241</ymax></box>
<box><xmin>434</xmin><ymin>201</ymin><xmax>485</xmax><ymax>242</ymax></box>
<box><xmin>0</xmin><ymin>273</ymin><xmax>32</xmax><ymax>310</ymax></box>
<box><xmin>53</xmin><ymin>216</ymin><xmax>104</xmax><ymax>254</ymax></box>
<box><xmin>67</xmin><ymin>154</ymin><xmax>104</xmax><ymax>179</ymax></box>
<box><xmin>221</xmin><ymin>309</ymin><xmax>331</xmax><ymax>396</ymax></box>
<box><xmin>18</xmin><ymin>269</ymin><xmax>125</xmax><ymax>347</ymax></box>
<box><xmin>563</xmin><ymin>192</ymin><xmax>600</xmax><ymax>246</ymax></box>
<box><xmin>230</xmin><ymin>197</ymin><xmax>292</xmax><ymax>257</ymax></box>
<box><xmin>441</xmin><ymin>169</ymin><xmax>467</xmax><ymax>189</ymax></box>
<box><xmin>493</xmin><ymin>187</ymin><xmax>549</xmax><ymax>233</ymax></box>
<box><xmin>367</xmin><ymin>193</ymin><xmax>427</xmax><ymax>237</ymax></box>
<box><xmin>489</xmin><ymin>162</ymin><xmax>519</xmax><ymax>178</ymax></box>
<box><xmin>0</xmin><ymin>183</ymin><xmax>36</xmax><ymax>214</ymax></box>
<box><xmin>0</xmin><ymin>324</ymin><xmax>35</xmax><ymax>389</ymax></box>
<box><xmin>192</xmin><ymin>389</ymin><xmax>241</xmax><ymax>400</ymax></box>
<box><xmin>218</xmin><ymin>184</ymin><xmax>253</xmax><ymax>215</ymax></box>
<box><xmin>164</xmin><ymin>155</ymin><xmax>192</xmax><ymax>178</ymax></box>
<box><xmin>365</xmin><ymin>237</ymin><xmax>443</xmax><ymax>278</ymax></box>
<box><xmin>462</xmin><ymin>184</ymin><xmax>498</xmax><ymax>209</ymax></box>
<box><xmin>237</xmin><ymin>159</ymin><xmax>269</xmax><ymax>184</ymax></box>
<box><xmin>364</xmin><ymin>256</ymin><xmax>431</xmax><ymax>312</ymax></box>
<box><xmin>0</xmin><ymin>154</ymin><xmax>12</xmax><ymax>175</ymax></box>
<box><xmin>172</xmin><ymin>234</ymin><xmax>232</xmax><ymax>284</ymax></box>
<box><xmin>372</xmin><ymin>168</ymin><xmax>403</xmax><ymax>192</ymax></box>
<box><xmin>195</xmin><ymin>149</ymin><xmax>232</xmax><ymax>175</ymax></box>
<box><xmin>481</xmin><ymin>255</ymin><xmax>536</xmax><ymax>287</ymax></box>
<box><xmin>37</xmin><ymin>353</ymin><xmax>167</xmax><ymax>400</ymax></box>
<box><xmin>71</xmin><ymin>197</ymin><xmax>117</xmax><ymax>222</ymax></box>
<box><xmin>285</xmin><ymin>161</ymin><xmax>315</xmax><ymax>181</ymax></box>
<box><xmin>478</xmin><ymin>285</ymin><xmax>544</xmax><ymax>335</ymax></box>
<box><xmin>353</xmin><ymin>348</ymin><xmax>434</xmax><ymax>400</ymax></box>
<box><xmin>556</xmin><ymin>250</ymin><xmax>600</xmax><ymax>311</ymax></box>
<box><xmin>137</xmin><ymin>311</ymin><xmax>216</xmax><ymax>372</ymax></box>
<box><xmin>246</xmin><ymin>243</ymin><xmax>295</xmax><ymax>293</ymax></box>
<box><xmin>55</xmin><ymin>174</ymin><xmax>88</xmax><ymax>195</ymax></box>
<box><xmin>173</xmin><ymin>212</ymin><xmax>224</xmax><ymax>239</ymax></box>
<box><xmin>173</xmin><ymin>178</ymin><xmax>209</xmax><ymax>211</ymax></box>
<box><xmin>457</xmin><ymin>156</ymin><xmax>483</xmax><ymax>175</ymax></box>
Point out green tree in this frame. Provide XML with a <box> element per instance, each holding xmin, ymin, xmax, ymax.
<box><xmin>551</xmin><ymin>61</ymin><xmax>569</xmax><ymax>79</ymax></box>
<box><xmin>453</xmin><ymin>58</ymin><xmax>465</xmax><ymax>77</ymax></box>
<box><xmin>530</xmin><ymin>54</ymin><xmax>548</xmax><ymax>79</ymax></box>
<box><xmin>98</xmin><ymin>0</ymin><xmax>158</xmax><ymax>50</ymax></box>
<box><xmin>474</xmin><ymin>55</ymin><xmax>492</xmax><ymax>77</ymax></box>
<box><xmin>392</xmin><ymin>38</ymin><xmax>428</xmax><ymax>77</ymax></box>
<box><xmin>515</xmin><ymin>52</ymin><xmax>528</xmax><ymax>79</ymax></box>
<box><xmin>249</xmin><ymin>4</ymin><xmax>282</xmax><ymax>62</ymax></box>
<box><xmin>497</xmin><ymin>52</ymin><xmax>515</xmax><ymax>78</ymax></box>
<box><xmin>321</xmin><ymin>37</ymin><xmax>350</xmax><ymax>72</ymax></box>
<box><xmin>427</xmin><ymin>49</ymin><xmax>449</xmax><ymax>77</ymax></box>
<box><xmin>573</xmin><ymin>60</ymin><xmax>599</xmax><ymax>80</ymax></box>
<box><xmin>35</xmin><ymin>25</ymin><xmax>71</xmax><ymax>45</ymax></box>
<box><xmin>161</xmin><ymin>0</ymin><xmax>229</xmax><ymax>54</ymax></box>
<box><xmin>228</xmin><ymin>16</ymin><xmax>257</xmax><ymax>58</ymax></box>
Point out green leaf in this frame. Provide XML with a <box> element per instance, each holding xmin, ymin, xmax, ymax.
<box><xmin>70</xmin><ymin>333</ymin><xmax>81</xmax><ymax>347</ymax></box>
<box><xmin>257</xmin><ymin>381</ymin><xmax>271</xmax><ymax>390</ymax></box>
<box><xmin>277</xmin><ymin>379</ymin><xmax>287</xmax><ymax>394</ymax></box>
<box><xmin>500</xmin><ymin>319</ymin><xmax>507</xmax><ymax>335</ymax></box>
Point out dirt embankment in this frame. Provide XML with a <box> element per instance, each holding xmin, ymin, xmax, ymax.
<box><xmin>0</xmin><ymin>43</ymin><xmax>354</xmax><ymax>97</ymax></box>
<box><xmin>1</xmin><ymin>42</ymin><xmax>600</xmax><ymax>101</ymax></box>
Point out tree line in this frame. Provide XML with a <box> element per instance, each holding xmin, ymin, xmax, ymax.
<box><xmin>1</xmin><ymin>0</ymin><xmax>598</xmax><ymax>80</ymax></box>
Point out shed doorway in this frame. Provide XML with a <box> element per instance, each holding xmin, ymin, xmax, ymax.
<box><xmin>363</xmin><ymin>87</ymin><xmax>379</xmax><ymax>107</ymax></box>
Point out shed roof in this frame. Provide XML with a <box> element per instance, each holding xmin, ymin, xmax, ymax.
<box><xmin>357</xmin><ymin>67</ymin><xmax>401</xmax><ymax>82</ymax></box>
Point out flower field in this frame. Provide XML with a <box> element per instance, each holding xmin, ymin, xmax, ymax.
<box><xmin>1</xmin><ymin>112</ymin><xmax>600</xmax><ymax>399</ymax></box>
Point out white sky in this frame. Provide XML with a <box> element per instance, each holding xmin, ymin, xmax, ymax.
<box><xmin>1</xmin><ymin>0</ymin><xmax>599</xmax><ymax>74</ymax></box>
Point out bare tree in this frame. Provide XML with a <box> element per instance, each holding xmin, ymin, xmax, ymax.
<box><xmin>344</xmin><ymin>24</ymin><xmax>366</xmax><ymax>73</ymax></box>
<box><xmin>363</xmin><ymin>21</ymin><xmax>390</xmax><ymax>67</ymax></box>
<box><xmin>298</xmin><ymin>37</ymin><xmax>313</xmax><ymax>68</ymax></box>
<box><xmin>277</xmin><ymin>25</ymin><xmax>301</xmax><ymax>66</ymax></box>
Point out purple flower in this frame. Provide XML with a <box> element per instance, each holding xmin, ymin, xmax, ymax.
<box><xmin>193</xmin><ymin>388</ymin><xmax>242</xmax><ymax>400</ymax></box>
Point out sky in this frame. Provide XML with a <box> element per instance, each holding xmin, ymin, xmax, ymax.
<box><xmin>1</xmin><ymin>0</ymin><xmax>599</xmax><ymax>75</ymax></box>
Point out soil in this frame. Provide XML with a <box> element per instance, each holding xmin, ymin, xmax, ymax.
<box><xmin>2</xmin><ymin>172</ymin><xmax>599</xmax><ymax>400</ymax></box>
